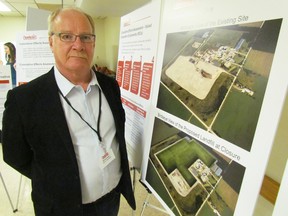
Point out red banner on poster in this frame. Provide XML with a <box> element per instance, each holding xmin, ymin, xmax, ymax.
<box><xmin>123</xmin><ymin>60</ymin><xmax>132</xmax><ymax>90</ymax></box>
<box><xmin>131</xmin><ymin>61</ymin><xmax>141</xmax><ymax>95</ymax></box>
<box><xmin>140</xmin><ymin>62</ymin><xmax>153</xmax><ymax>100</ymax></box>
<box><xmin>116</xmin><ymin>60</ymin><xmax>124</xmax><ymax>87</ymax></box>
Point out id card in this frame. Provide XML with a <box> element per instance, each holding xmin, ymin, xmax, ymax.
<box><xmin>99</xmin><ymin>148</ymin><xmax>115</xmax><ymax>169</ymax></box>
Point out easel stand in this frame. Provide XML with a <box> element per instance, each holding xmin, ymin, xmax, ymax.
<box><xmin>130</xmin><ymin>167</ymin><xmax>138</xmax><ymax>216</ymax></box>
<box><xmin>0</xmin><ymin>171</ymin><xmax>18</xmax><ymax>213</ymax></box>
<box><xmin>139</xmin><ymin>180</ymin><xmax>169</xmax><ymax>216</ymax></box>
<box><xmin>130</xmin><ymin>167</ymin><xmax>137</xmax><ymax>193</ymax></box>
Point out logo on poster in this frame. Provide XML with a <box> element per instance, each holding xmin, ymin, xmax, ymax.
<box><xmin>23</xmin><ymin>34</ymin><xmax>37</xmax><ymax>40</ymax></box>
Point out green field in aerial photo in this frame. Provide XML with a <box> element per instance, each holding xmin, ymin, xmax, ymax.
<box><xmin>146</xmin><ymin>118</ymin><xmax>245</xmax><ymax>216</ymax></box>
<box><xmin>157</xmin><ymin>19</ymin><xmax>282</xmax><ymax>151</ymax></box>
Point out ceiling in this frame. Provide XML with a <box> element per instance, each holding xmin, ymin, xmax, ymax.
<box><xmin>0</xmin><ymin>0</ymin><xmax>151</xmax><ymax>18</ymax></box>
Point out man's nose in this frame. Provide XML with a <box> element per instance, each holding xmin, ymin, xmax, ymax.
<box><xmin>72</xmin><ymin>37</ymin><xmax>85</xmax><ymax>50</ymax></box>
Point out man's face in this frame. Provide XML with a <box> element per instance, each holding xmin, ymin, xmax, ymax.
<box><xmin>49</xmin><ymin>10</ymin><xmax>95</xmax><ymax>74</ymax></box>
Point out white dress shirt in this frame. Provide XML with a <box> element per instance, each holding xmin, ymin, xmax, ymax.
<box><xmin>54</xmin><ymin>67</ymin><xmax>122</xmax><ymax>204</ymax></box>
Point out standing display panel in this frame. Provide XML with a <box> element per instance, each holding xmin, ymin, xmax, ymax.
<box><xmin>117</xmin><ymin>0</ymin><xmax>162</xmax><ymax>168</ymax></box>
<box><xmin>16</xmin><ymin>30</ymin><xmax>54</xmax><ymax>85</ymax></box>
<box><xmin>137</xmin><ymin>0</ymin><xmax>288</xmax><ymax>215</ymax></box>
<box><xmin>0</xmin><ymin>43</ymin><xmax>13</xmax><ymax>128</ymax></box>
<box><xmin>0</xmin><ymin>65</ymin><xmax>12</xmax><ymax>129</ymax></box>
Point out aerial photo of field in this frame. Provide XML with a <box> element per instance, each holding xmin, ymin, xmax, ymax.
<box><xmin>146</xmin><ymin>118</ymin><xmax>245</xmax><ymax>216</ymax></box>
<box><xmin>157</xmin><ymin>19</ymin><xmax>282</xmax><ymax>151</ymax></box>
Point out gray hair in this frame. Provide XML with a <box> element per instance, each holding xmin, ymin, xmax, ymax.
<box><xmin>48</xmin><ymin>7</ymin><xmax>95</xmax><ymax>36</ymax></box>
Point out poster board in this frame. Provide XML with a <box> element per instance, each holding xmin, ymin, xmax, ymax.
<box><xmin>26</xmin><ymin>7</ymin><xmax>51</xmax><ymax>31</ymax></box>
<box><xmin>138</xmin><ymin>0</ymin><xmax>288</xmax><ymax>215</ymax></box>
<box><xmin>16</xmin><ymin>30</ymin><xmax>54</xmax><ymax>85</ymax></box>
<box><xmin>116</xmin><ymin>0</ymin><xmax>162</xmax><ymax>168</ymax></box>
<box><xmin>0</xmin><ymin>65</ymin><xmax>12</xmax><ymax>130</ymax></box>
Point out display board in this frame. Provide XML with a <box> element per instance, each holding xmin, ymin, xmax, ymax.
<box><xmin>16</xmin><ymin>30</ymin><xmax>54</xmax><ymax>85</ymax></box>
<box><xmin>131</xmin><ymin>0</ymin><xmax>288</xmax><ymax>215</ymax></box>
<box><xmin>116</xmin><ymin>0</ymin><xmax>161</xmax><ymax>168</ymax></box>
<box><xmin>26</xmin><ymin>7</ymin><xmax>50</xmax><ymax>31</ymax></box>
<box><xmin>0</xmin><ymin>65</ymin><xmax>12</xmax><ymax>130</ymax></box>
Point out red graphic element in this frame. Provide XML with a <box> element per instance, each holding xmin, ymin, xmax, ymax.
<box><xmin>0</xmin><ymin>80</ymin><xmax>9</xmax><ymax>84</ymax></box>
<box><xmin>121</xmin><ymin>97</ymin><xmax>146</xmax><ymax>118</ymax></box>
<box><xmin>123</xmin><ymin>60</ymin><xmax>132</xmax><ymax>90</ymax></box>
<box><xmin>116</xmin><ymin>60</ymin><xmax>124</xmax><ymax>87</ymax></box>
<box><xmin>131</xmin><ymin>61</ymin><xmax>141</xmax><ymax>95</ymax></box>
<box><xmin>140</xmin><ymin>62</ymin><xmax>153</xmax><ymax>100</ymax></box>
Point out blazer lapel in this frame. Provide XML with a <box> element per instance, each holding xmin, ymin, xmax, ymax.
<box><xmin>37</xmin><ymin>69</ymin><xmax>79</xmax><ymax>168</ymax></box>
<box><xmin>96</xmin><ymin>73</ymin><xmax>122</xmax><ymax>124</ymax></box>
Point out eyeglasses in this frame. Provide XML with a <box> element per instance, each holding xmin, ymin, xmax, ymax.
<box><xmin>51</xmin><ymin>32</ymin><xmax>96</xmax><ymax>43</ymax></box>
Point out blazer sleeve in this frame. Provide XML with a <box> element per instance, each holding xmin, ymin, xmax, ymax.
<box><xmin>2</xmin><ymin>89</ymin><xmax>33</xmax><ymax>178</ymax></box>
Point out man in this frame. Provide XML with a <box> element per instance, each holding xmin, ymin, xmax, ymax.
<box><xmin>2</xmin><ymin>7</ymin><xmax>136</xmax><ymax>216</ymax></box>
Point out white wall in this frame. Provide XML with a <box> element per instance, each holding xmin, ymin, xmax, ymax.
<box><xmin>93</xmin><ymin>17</ymin><xmax>121</xmax><ymax>71</ymax></box>
<box><xmin>93</xmin><ymin>18</ymin><xmax>107</xmax><ymax>67</ymax></box>
<box><xmin>0</xmin><ymin>17</ymin><xmax>26</xmax><ymax>42</ymax></box>
<box><xmin>104</xmin><ymin>17</ymin><xmax>121</xmax><ymax>71</ymax></box>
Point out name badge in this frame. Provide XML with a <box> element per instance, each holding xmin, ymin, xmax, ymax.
<box><xmin>99</xmin><ymin>148</ymin><xmax>115</xmax><ymax>169</ymax></box>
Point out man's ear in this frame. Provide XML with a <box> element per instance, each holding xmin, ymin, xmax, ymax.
<box><xmin>49</xmin><ymin>36</ymin><xmax>53</xmax><ymax>52</ymax></box>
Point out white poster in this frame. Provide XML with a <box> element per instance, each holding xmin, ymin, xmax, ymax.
<box><xmin>116</xmin><ymin>0</ymin><xmax>161</xmax><ymax>168</ymax></box>
<box><xmin>16</xmin><ymin>30</ymin><xmax>54</xmax><ymax>85</ymax></box>
<box><xmin>140</xmin><ymin>0</ymin><xmax>288</xmax><ymax>215</ymax></box>
<box><xmin>0</xmin><ymin>65</ymin><xmax>12</xmax><ymax>129</ymax></box>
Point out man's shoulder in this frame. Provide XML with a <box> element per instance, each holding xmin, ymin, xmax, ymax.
<box><xmin>14</xmin><ymin>68</ymin><xmax>54</xmax><ymax>92</ymax></box>
<box><xmin>95</xmin><ymin>70</ymin><xmax>114</xmax><ymax>81</ymax></box>
<box><xmin>95</xmin><ymin>71</ymin><xmax>118</xmax><ymax>88</ymax></box>
<box><xmin>10</xmin><ymin>68</ymin><xmax>55</xmax><ymax>101</ymax></box>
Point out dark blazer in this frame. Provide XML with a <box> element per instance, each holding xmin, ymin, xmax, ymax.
<box><xmin>2</xmin><ymin>67</ymin><xmax>136</xmax><ymax>215</ymax></box>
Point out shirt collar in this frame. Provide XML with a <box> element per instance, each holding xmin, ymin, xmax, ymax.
<box><xmin>54</xmin><ymin>66</ymin><xmax>100</xmax><ymax>97</ymax></box>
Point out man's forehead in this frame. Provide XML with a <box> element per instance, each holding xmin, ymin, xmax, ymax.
<box><xmin>54</xmin><ymin>11</ymin><xmax>89</xmax><ymax>27</ymax></box>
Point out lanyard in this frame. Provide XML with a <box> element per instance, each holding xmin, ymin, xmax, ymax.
<box><xmin>58</xmin><ymin>86</ymin><xmax>102</xmax><ymax>142</ymax></box>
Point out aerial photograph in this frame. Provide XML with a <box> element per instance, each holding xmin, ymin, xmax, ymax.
<box><xmin>146</xmin><ymin>118</ymin><xmax>245</xmax><ymax>216</ymax></box>
<box><xmin>157</xmin><ymin>19</ymin><xmax>282</xmax><ymax>151</ymax></box>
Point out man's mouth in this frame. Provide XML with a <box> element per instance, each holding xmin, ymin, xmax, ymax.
<box><xmin>69</xmin><ymin>53</ymin><xmax>87</xmax><ymax>59</ymax></box>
